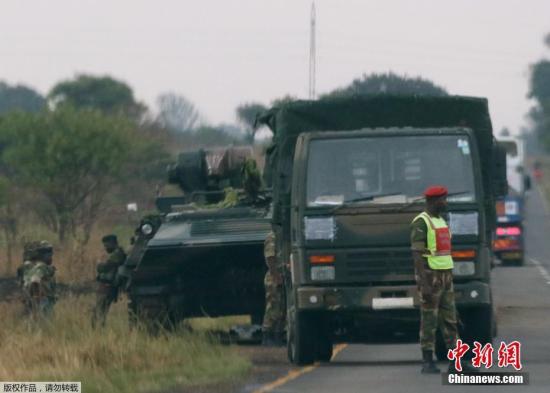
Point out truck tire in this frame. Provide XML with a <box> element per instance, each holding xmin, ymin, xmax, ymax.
<box><xmin>287</xmin><ymin>309</ymin><xmax>316</xmax><ymax>365</ymax></box>
<box><xmin>460</xmin><ymin>305</ymin><xmax>493</xmax><ymax>346</ymax></box>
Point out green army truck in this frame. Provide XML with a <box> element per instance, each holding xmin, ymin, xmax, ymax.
<box><xmin>259</xmin><ymin>95</ymin><xmax>507</xmax><ymax>365</ymax></box>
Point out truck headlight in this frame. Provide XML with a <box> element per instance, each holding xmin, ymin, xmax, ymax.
<box><xmin>311</xmin><ymin>266</ymin><xmax>335</xmax><ymax>281</ymax></box>
<box><xmin>453</xmin><ymin>261</ymin><xmax>475</xmax><ymax>276</ymax></box>
<box><xmin>141</xmin><ymin>223</ymin><xmax>154</xmax><ymax>236</ymax></box>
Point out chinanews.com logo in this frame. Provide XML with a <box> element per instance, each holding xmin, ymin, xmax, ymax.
<box><xmin>442</xmin><ymin>339</ymin><xmax>529</xmax><ymax>385</ymax></box>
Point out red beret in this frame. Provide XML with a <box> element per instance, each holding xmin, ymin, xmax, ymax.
<box><xmin>424</xmin><ymin>185</ymin><xmax>448</xmax><ymax>198</ymax></box>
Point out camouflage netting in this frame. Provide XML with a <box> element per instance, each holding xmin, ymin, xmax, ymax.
<box><xmin>258</xmin><ymin>95</ymin><xmax>495</xmax><ymax>225</ymax></box>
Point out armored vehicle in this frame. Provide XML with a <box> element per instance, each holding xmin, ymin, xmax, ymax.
<box><xmin>123</xmin><ymin>146</ymin><xmax>272</xmax><ymax>327</ymax></box>
<box><xmin>259</xmin><ymin>95</ymin><xmax>507</xmax><ymax>364</ymax></box>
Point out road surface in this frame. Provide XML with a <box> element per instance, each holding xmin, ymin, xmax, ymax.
<box><xmin>253</xmin><ymin>186</ymin><xmax>550</xmax><ymax>392</ymax></box>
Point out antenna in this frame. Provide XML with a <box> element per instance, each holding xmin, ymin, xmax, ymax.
<box><xmin>309</xmin><ymin>2</ymin><xmax>316</xmax><ymax>100</ymax></box>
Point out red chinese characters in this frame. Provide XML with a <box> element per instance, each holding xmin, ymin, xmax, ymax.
<box><xmin>497</xmin><ymin>341</ymin><xmax>523</xmax><ymax>370</ymax></box>
<box><xmin>472</xmin><ymin>342</ymin><xmax>494</xmax><ymax>369</ymax></box>
<box><xmin>447</xmin><ymin>339</ymin><xmax>470</xmax><ymax>372</ymax></box>
<box><xmin>448</xmin><ymin>340</ymin><xmax>523</xmax><ymax>371</ymax></box>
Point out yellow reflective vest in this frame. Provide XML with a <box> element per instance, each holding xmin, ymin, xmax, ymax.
<box><xmin>412</xmin><ymin>212</ymin><xmax>454</xmax><ymax>270</ymax></box>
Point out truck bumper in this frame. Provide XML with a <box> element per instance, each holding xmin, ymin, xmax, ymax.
<box><xmin>296</xmin><ymin>280</ymin><xmax>492</xmax><ymax>311</ymax></box>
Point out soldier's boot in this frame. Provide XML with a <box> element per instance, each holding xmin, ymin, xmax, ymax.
<box><xmin>448</xmin><ymin>359</ymin><xmax>479</xmax><ymax>374</ymax></box>
<box><xmin>421</xmin><ymin>350</ymin><xmax>441</xmax><ymax>374</ymax></box>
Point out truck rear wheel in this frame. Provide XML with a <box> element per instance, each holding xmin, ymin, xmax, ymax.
<box><xmin>287</xmin><ymin>309</ymin><xmax>316</xmax><ymax>365</ymax></box>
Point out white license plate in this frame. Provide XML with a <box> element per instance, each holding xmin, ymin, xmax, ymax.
<box><xmin>372</xmin><ymin>297</ymin><xmax>414</xmax><ymax>310</ymax></box>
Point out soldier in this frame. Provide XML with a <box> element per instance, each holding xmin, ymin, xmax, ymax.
<box><xmin>261</xmin><ymin>229</ymin><xmax>285</xmax><ymax>347</ymax></box>
<box><xmin>21</xmin><ymin>241</ymin><xmax>56</xmax><ymax>317</ymax></box>
<box><xmin>92</xmin><ymin>234</ymin><xmax>126</xmax><ymax>328</ymax></box>
<box><xmin>411</xmin><ymin>185</ymin><xmax>476</xmax><ymax>374</ymax></box>
<box><xmin>17</xmin><ymin>241</ymin><xmax>39</xmax><ymax>288</ymax></box>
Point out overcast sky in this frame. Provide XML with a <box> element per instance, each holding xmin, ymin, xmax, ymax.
<box><xmin>1</xmin><ymin>0</ymin><xmax>549</xmax><ymax>133</ymax></box>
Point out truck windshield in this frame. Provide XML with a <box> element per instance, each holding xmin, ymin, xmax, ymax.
<box><xmin>306</xmin><ymin>135</ymin><xmax>476</xmax><ymax>206</ymax></box>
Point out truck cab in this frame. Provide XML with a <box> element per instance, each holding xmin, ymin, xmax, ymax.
<box><xmin>260</xmin><ymin>96</ymin><xmax>507</xmax><ymax>365</ymax></box>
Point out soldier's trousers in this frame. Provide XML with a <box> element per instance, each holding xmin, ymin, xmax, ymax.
<box><xmin>262</xmin><ymin>271</ymin><xmax>285</xmax><ymax>333</ymax></box>
<box><xmin>92</xmin><ymin>285</ymin><xmax>117</xmax><ymax>328</ymax></box>
<box><xmin>418</xmin><ymin>269</ymin><xmax>459</xmax><ymax>352</ymax></box>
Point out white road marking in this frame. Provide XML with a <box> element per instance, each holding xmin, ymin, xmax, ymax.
<box><xmin>529</xmin><ymin>258</ymin><xmax>550</xmax><ymax>285</ymax></box>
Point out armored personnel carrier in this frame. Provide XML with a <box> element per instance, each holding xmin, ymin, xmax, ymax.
<box><xmin>122</xmin><ymin>146</ymin><xmax>272</xmax><ymax>327</ymax></box>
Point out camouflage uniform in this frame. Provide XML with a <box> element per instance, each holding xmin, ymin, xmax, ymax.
<box><xmin>92</xmin><ymin>246</ymin><xmax>126</xmax><ymax>328</ymax></box>
<box><xmin>20</xmin><ymin>241</ymin><xmax>56</xmax><ymax>317</ymax></box>
<box><xmin>411</xmin><ymin>217</ymin><xmax>459</xmax><ymax>352</ymax></box>
<box><xmin>17</xmin><ymin>241</ymin><xmax>41</xmax><ymax>286</ymax></box>
<box><xmin>262</xmin><ymin>230</ymin><xmax>285</xmax><ymax>337</ymax></box>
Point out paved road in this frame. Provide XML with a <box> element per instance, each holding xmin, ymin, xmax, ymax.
<box><xmin>267</xmin><ymin>187</ymin><xmax>550</xmax><ymax>392</ymax></box>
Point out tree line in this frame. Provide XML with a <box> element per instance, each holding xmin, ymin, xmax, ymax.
<box><xmin>0</xmin><ymin>72</ymin><xmax>451</xmax><ymax>271</ymax></box>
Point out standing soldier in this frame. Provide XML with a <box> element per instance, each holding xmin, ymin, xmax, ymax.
<box><xmin>92</xmin><ymin>234</ymin><xmax>126</xmax><ymax>328</ymax></box>
<box><xmin>21</xmin><ymin>241</ymin><xmax>56</xmax><ymax>317</ymax></box>
<box><xmin>411</xmin><ymin>185</ymin><xmax>476</xmax><ymax>374</ymax></box>
<box><xmin>261</xmin><ymin>229</ymin><xmax>285</xmax><ymax>347</ymax></box>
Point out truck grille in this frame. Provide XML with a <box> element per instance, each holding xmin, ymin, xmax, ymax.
<box><xmin>345</xmin><ymin>250</ymin><xmax>414</xmax><ymax>277</ymax></box>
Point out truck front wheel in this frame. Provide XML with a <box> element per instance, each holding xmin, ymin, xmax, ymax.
<box><xmin>287</xmin><ymin>309</ymin><xmax>316</xmax><ymax>365</ymax></box>
<box><xmin>460</xmin><ymin>305</ymin><xmax>493</xmax><ymax>346</ymax></box>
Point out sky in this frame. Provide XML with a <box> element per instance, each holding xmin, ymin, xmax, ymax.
<box><xmin>1</xmin><ymin>0</ymin><xmax>549</xmax><ymax>133</ymax></box>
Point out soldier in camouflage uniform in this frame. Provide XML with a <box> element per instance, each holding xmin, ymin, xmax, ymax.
<box><xmin>411</xmin><ymin>186</ymin><xmax>476</xmax><ymax>374</ymax></box>
<box><xmin>20</xmin><ymin>241</ymin><xmax>56</xmax><ymax>317</ymax></box>
<box><xmin>17</xmin><ymin>241</ymin><xmax>40</xmax><ymax>289</ymax></box>
<box><xmin>92</xmin><ymin>234</ymin><xmax>127</xmax><ymax>328</ymax></box>
<box><xmin>261</xmin><ymin>229</ymin><xmax>285</xmax><ymax>346</ymax></box>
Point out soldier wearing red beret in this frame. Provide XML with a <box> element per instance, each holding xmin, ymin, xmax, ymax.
<box><xmin>410</xmin><ymin>185</ymin><xmax>476</xmax><ymax>374</ymax></box>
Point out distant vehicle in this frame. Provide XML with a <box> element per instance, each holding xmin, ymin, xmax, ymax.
<box><xmin>260</xmin><ymin>95</ymin><xmax>507</xmax><ymax>365</ymax></box>
<box><xmin>121</xmin><ymin>147</ymin><xmax>272</xmax><ymax>329</ymax></box>
<box><xmin>493</xmin><ymin>137</ymin><xmax>530</xmax><ymax>266</ymax></box>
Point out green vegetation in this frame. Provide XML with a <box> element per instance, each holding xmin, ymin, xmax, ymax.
<box><xmin>49</xmin><ymin>74</ymin><xmax>146</xmax><ymax>118</ymax></box>
<box><xmin>321</xmin><ymin>72</ymin><xmax>448</xmax><ymax>99</ymax></box>
<box><xmin>0</xmin><ymin>296</ymin><xmax>251</xmax><ymax>393</ymax></box>
<box><xmin>527</xmin><ymin>33</ymin><xmax>550</xmax><ymax>151</ymax></box>
<box><xmin>0</xmin><ymin>81</ymin><xmax>46</xmax><ymax>115</ymax></box>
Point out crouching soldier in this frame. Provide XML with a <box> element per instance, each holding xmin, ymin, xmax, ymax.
<box><xmin>92</xmin><ymin>234</ymin><xmax>126</xmax><ymax>328</ymax></box>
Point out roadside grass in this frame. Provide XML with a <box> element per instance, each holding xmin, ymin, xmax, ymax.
<box><xmin>190</xmin><ymin>315</ymin><xmax>250</xmax><ymax>331</ymax></box>
<box><xmin>0</xmin><ymin>295</ymin><xmax>251</xmax><ymax>393</ymax></box>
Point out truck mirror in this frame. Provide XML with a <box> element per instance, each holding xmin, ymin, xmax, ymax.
<box><xmin>493</xmin><ymin>142</ymin><xmax>508</xmax><ymax>197</ymax></box>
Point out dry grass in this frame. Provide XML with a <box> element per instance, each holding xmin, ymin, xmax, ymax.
<box><xmin>1</xmin><ymin>222</ymin><xmax>137</xmax><ymax>283</ymax></box>
<box><xmin>0</xmin><ymin>295</ymin><xmax>251</xmax><ymax>393</ymax></box>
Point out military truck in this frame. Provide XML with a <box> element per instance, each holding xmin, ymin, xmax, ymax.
<box><xmin>122</xmin><ymin>146</ymin><xmax>272</xmax><ymax>328</ymax></box>
<box><xmin>259</xmin><ymin>95</ymin><xmax>507</xmax><ymax>364</ymax></box>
